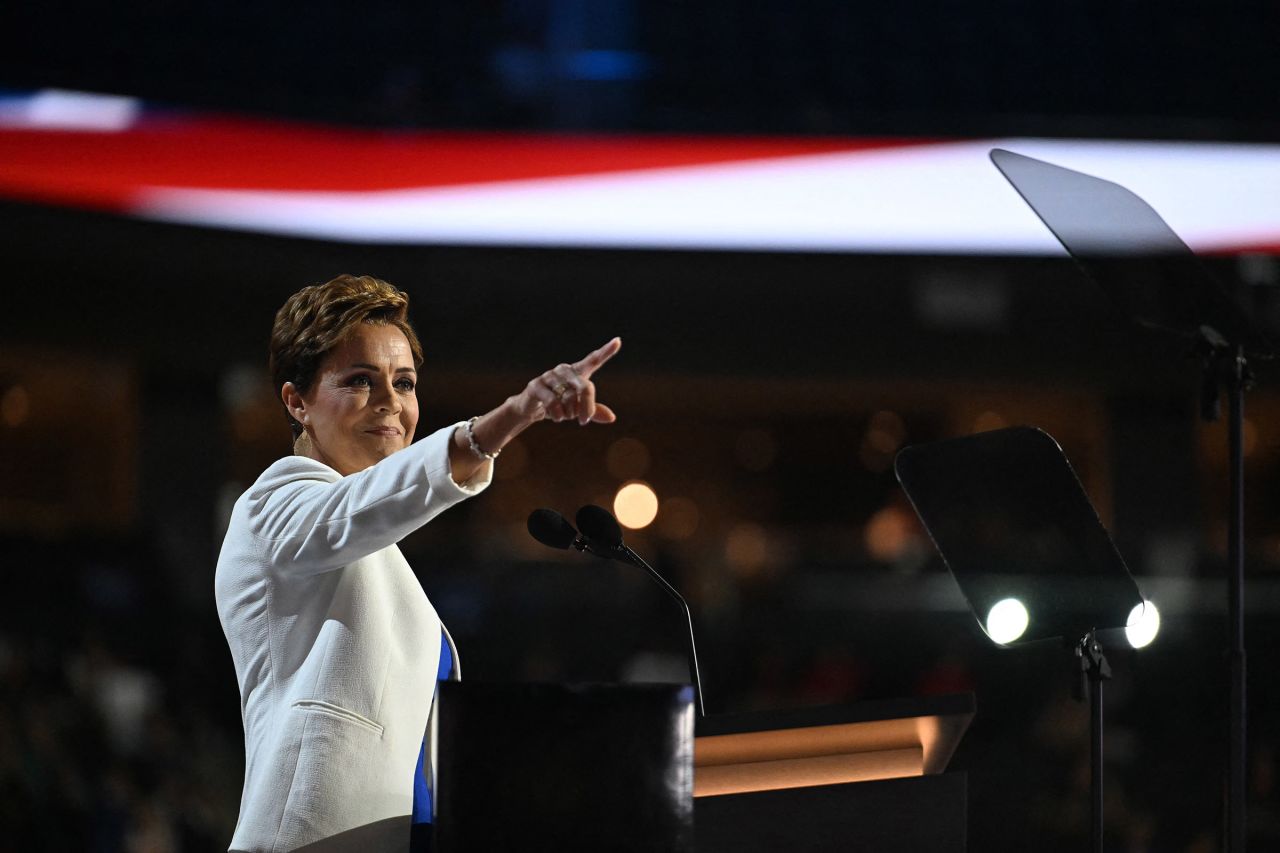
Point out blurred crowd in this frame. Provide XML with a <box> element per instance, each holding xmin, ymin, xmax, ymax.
<box><xmin>2</xmin><ymin>530</ymin><xmax>1278</xmax><ymax>852</ymax></box>
<box><xmin>0</xmin><ymin>536</ymin><xmax>240</xmax><ymax>851</ymax></box>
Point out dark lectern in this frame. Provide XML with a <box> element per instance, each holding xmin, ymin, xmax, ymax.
<box><xmin>435</xmin><ymin>683</ymin><xmax>971</xmax><ymax>853</ymax></box>
<box><xmin>433</xmin><ymin>682</ymin><xmax>695</xmax><ymax>852</ymax></box>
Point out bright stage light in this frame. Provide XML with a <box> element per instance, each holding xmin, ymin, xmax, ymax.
<box><xmin>614</xmin><ymin>481</ymin><xmax>659</xmax><ymax>530</ymax></box>
<box><xmin>1125</xmin><ymin>600</ymin><xmax>1161</xmax><ymax>649</ymax></box>
<box><xmin>986</xmin><ymin>598</ymin><xmax>1030</xmax><ymax>645</ymax></box>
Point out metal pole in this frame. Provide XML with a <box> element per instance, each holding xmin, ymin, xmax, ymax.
<box><xmin>1092</xmin><ymin>672</ymin><xmax>1104</xmax><ymax>853</ymax></box>
<box><xmin>1227</xmin><ymin>347</ymin><xmax>1248</xmax><ymax>852</ymax></box>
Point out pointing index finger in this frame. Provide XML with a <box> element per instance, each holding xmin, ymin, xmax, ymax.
<box><xmin>572</xmin><ymin>336</ymin><xmax>621</xmax><ymax>379</ymax></box>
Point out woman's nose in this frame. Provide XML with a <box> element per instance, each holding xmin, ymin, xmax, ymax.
<box><xmin>373</xmin><ymin>380</ymin><xmax>401</xmax><ymax>412</ymax></box>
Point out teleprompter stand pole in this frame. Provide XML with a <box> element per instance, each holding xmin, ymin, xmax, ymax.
<box><xmin>1074</xmin><ymin>632</ymin><xmax>1112</xmax><ymax>853</ymax></box>
<box><xmin>1200</xmin><ymin>335</ymin><xmax>1252</xmax><ymax>853</ymax></box>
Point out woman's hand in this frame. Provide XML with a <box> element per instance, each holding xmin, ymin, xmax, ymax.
<box><xmin>515</xmin><ymin>337</ymin><xmax>621</xmax><ymax>426</ymax></box>
<box><xmin>448</xmin><ymin>338</ymin><xmax>622</xmax><ymax>484</ymax></box>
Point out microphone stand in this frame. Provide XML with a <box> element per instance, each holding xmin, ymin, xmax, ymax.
<box><xmin>563</xmin><ymin>505</ymin><xmax>708</xmax><ymax>717</ymax></box>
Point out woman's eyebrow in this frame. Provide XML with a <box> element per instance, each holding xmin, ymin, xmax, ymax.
<box><xmin>348</xmin><ymin>363</ymin><xmax>416</xmax><ymax>373</ymax></box>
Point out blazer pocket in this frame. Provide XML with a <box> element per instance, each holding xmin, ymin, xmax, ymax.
<box><xmin>291</xmin><ymin>699</ymin><xmax>385</xmax><ymax>737</ymax></box>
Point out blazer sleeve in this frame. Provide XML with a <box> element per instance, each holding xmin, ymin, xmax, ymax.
<box><xmin>244</xmin><ymin>422</ymin><xmax>492</xmax><ymax>577</ymax></box>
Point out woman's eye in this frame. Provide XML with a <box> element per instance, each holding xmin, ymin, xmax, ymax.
<box><xmin>396</xmin><ymin>379</ymin><xmax>415</xmax><ymax>391</ymax></box>
<box><xmin>349</xmin><ymin>374</ymin><xmax>372</xmax><ymax>387</ymax></box>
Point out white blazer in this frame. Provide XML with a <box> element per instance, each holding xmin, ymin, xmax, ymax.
<box><xmin>215</xmin><ymin>423</ymin><xmax>491</xmax><ymax>853</ymax></box>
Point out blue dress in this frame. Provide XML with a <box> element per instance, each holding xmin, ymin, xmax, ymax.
<box><xmin>410</xmin><ymin>631</ymin><xmax>453</xmax><ymax>851</ymax></box>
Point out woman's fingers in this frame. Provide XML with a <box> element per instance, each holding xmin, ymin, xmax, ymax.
<box><xmin>550</xmin><ymin>363</ymin><xmax>598</xmax><ymax>424</ymax></box>
<box><xmin>520</xmin><ymin>339</ymin><xmax>619</xmax><ymax>426</ymax></box>
<box><xmin>550</xmin><ymin>364</ymin><xmax>583</xmax><ymax>391</ymax></box>
<box><xmin>538</xmin><ymin>365</ymin><xmax>575</xmax><ymax>422</ymax></box>
<box><xmin>572</xmin><ymin>337</ymin><xmax>621</xmax><ymax>380</ymax></box>
<box><xmin>577</xmin><ymin>380</ymin><xmax>598</xmax><ymax>425</ymax></box>
<box><xmin>524</xmin><ymin>379</ymin><xmax>558</xmax><ymax>421</ymax></box>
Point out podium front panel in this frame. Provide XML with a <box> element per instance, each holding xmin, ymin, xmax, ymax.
<box><xmin>434</xmin><ymin>682</ymin><xmax>694</xmax><ymax>853</ymax></box>
<box><xmin>695</xmin><ymin>772</ymin><xmax>967</xmax><ymax>853</ymax></box>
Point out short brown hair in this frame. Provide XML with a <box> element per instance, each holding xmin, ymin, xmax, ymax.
<box><xmin>270</xmin><ymin>274</ymin><xmax>425</xmax><ymax>438</ymax></box>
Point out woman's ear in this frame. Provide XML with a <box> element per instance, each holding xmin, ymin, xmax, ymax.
<box><xmin>282</xmin><ymin>382</ymin><xmax>307</xmax><ymax>426</ymax></box>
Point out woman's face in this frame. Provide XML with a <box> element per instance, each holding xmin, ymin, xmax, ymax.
<box><xmin>286</xmin><ymin>322</ymin><xmax>419</xmax><ymax>475</ymax></box>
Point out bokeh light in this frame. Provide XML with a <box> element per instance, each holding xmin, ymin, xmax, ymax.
<box><xmin>866</xmin><ymin>410</ymin><xmax>906</xmax><ymax>453</ymax></box>
<box><xmin>605</xmin><ymin>437</ymin><xmax>651</xmax><ymax>479</ymax></box>
<box><xmin>864</xmin><ymin>504</ymin><xmax>914</xmax><ymax>563</ymax></box>
<box><xmin>1</xmin><ymin>384</ymin><xmax>30</xmax><ymax>427</ymax></box>
<box><xmin>859</xmin><ymin>410</ymin><xmax>907</xmax><ymax>472</ymax></box>
<box><xmin>971</xmin><ymin>410</ymin><xmax>1008</xmax><ymax>433</ymax></box>
<box><xmin>614</xmin><ymin>481</ymin><xmax>659</xmax><ymax>529</ymax></box>
<box><xmin>724</xmin><ymin>522</ymin><xmax>771</xmax><ymax>577</ymax></box>
<box><xmin>656</xmin><ymin>496</ymin><xmax>699</xmax><ymax>540</ymax></box>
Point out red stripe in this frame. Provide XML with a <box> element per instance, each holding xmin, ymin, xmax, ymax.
<box><xmin>0</xmin><ymin>114</ymin><xmax>928</xmax><ymax>212</ymax></box>
<box><xmin>1201</xmin><ymin>241</ymin><xmax>1280</xmax><ymax>256</ymax></box>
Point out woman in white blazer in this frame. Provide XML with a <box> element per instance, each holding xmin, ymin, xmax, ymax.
<box><xmin>215</xmin><ymin>274</ymin><xmax>620</xmax><ymax>853</ymax></box>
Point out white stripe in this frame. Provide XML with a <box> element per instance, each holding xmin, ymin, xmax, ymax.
<box><xmin>0</xmin><ymin>89</ymin><xmax>141</xmax><ymax>131</ymax></box>
<box><xmin>131</xmin><ymin>138</ymin><xmax>1280</xmax><ymax>253</ymax></box>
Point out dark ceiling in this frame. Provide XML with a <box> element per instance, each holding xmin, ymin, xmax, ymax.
<box><xmin>6</xmin><ymin>1</ymin><xmax>1279</xmax><ymax>140</ymax></box>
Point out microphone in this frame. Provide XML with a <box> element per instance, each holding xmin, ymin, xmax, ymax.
<box><xmin>526</xmin><ymin>509</ymin><xmax>616</xmax><ymax>560</ymax></box>
<box><xmin>575</xmin><ymin>505</ymin><xmax>707</xmax><ymax>717</ymax></box>
<box><xmin>527</xmin><ymin>508</ymin><xmax>578</xmax><ymax>550</ymax></box>
<box><xmin>575</xmin><ymin>504</ymin><xmax>625</xmax><ymax>549</ymax></box>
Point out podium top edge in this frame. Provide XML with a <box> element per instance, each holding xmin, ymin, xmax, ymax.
<box><xmin>694</xmin><ymin>692</ymin><xmax>975</xmax><ymax>739</ymax></box>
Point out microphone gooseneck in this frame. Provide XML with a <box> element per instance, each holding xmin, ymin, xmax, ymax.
<box><xmin>526</xmin><ymin>504</ymin><xmax>708</xmax><ymax>716</ymax></box>
<box><xmin>576</xmin><ymin>505</ymin><xmax>707</xmax><ymax>717</ymax></box>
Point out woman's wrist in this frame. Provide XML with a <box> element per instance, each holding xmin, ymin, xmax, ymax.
<box><xmin>490</xmin><ymin>394</ymin><xmax>540</xmax><ymax>446</ymax></box>
<box><xmin>458</xmin><ymin>397</ymin><xmax>530</xmax><ymax>459</ymax></box>
<box><xmin>464</xmin><ymin>416</ymin><xmax>500</xmax><ymax>460</ymax></box>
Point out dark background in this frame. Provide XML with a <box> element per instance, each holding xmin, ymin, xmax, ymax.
<box><xmin>7</xmin><ymin>0</ymin><xmax>1280</xmax><ymax>139</ymax></box>
<box><xmin>3</xmin><ymin>2</ymin><xmax>1280</xmax><ymax>851</ymax></box>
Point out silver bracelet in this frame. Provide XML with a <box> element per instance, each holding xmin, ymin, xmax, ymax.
<box><xmin>464</xmin><ymin>416</ymin><xmax>500</xmax><ymax>460</ymax></box>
